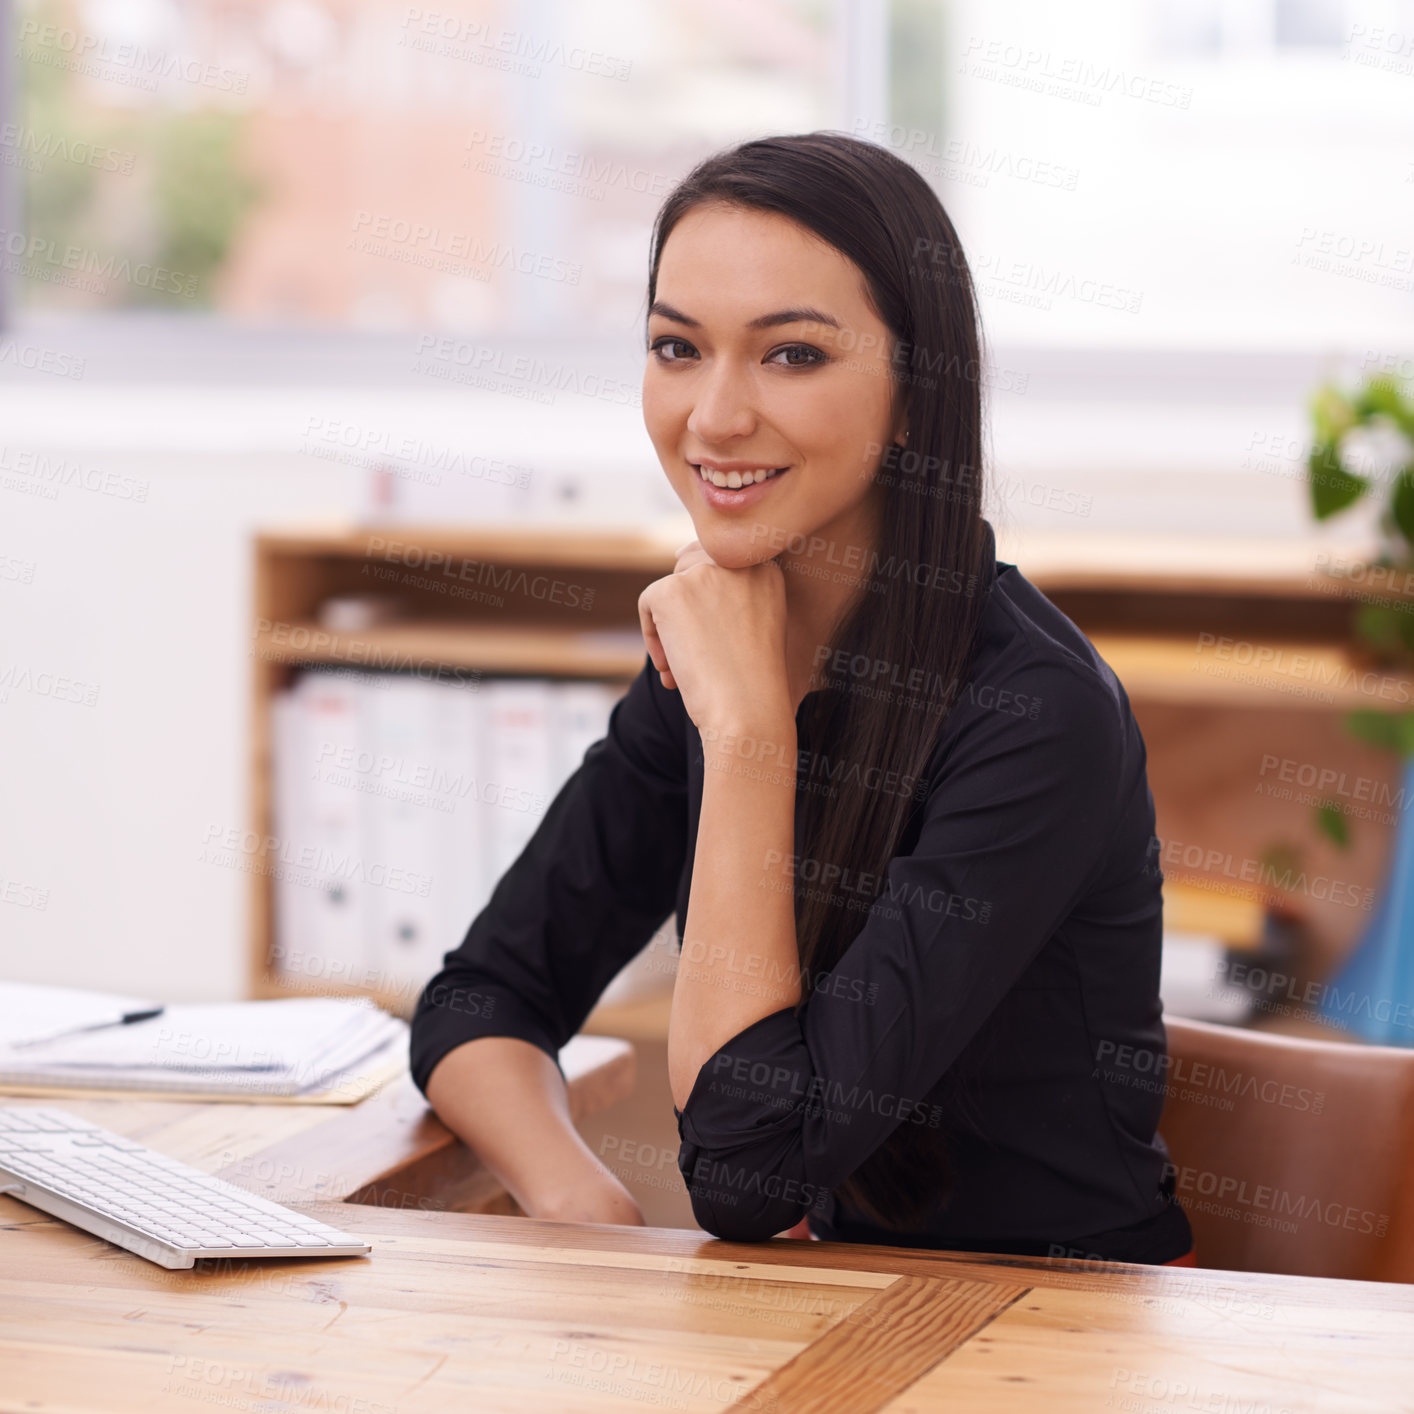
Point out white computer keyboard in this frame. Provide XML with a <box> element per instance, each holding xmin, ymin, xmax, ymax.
<box><xmin>0</xmin><ymin>1105</ymin><xmax>372</xmax><ymax>1270</ymax></box>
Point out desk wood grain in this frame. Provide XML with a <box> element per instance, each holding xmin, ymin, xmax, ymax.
<box><xmin>4</xmin><ymin>1040</ymin><xmax>1412</xmax><ymax>1413</ymax></box>
<box><xmin>4</xmin><ymin>1201</ymin><xmax>1412</xmax><ymax>1413</ymax></box>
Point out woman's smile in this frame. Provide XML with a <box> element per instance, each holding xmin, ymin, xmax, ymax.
<box><xmin>691</xmin><ymin>458</ymin><xmax>792</xmax><ymax>510</ymax></box>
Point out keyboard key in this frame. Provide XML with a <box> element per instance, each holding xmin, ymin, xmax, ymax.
<box><xmin>24</xmin><ymin>1115</ymin><xmax>74</xmax><ymax>1132</ymax></box>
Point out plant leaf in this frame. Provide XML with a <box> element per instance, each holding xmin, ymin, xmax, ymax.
<box><xmin>1395</xmin><ymin>464</ymin><xmax>1414</xmax><ymax>549</ymax></box>
<box><xmin>1354</xmin><ymin>602</ymin><xmax>1402</xmax><ymax>653</ymax></box>
<box><xmin>1356</xmin><ymin>375</ymin><xmax>1414</xmax><ymax>439</ymax></box>
<box><xmin>1310</xmin><ymin>383</ymin><xmax>1356</xmax><ymax>445</ymax></box>
<box><xmin>1316</xmin><ymin>800</ymin><xmax>1350</xmax><ymax>849</ymax></box>
<box><xmin>1344</xmin><ymin>708</ymin><xmax>1414</xmax><ymax>758</ymax></box>
<box><xmin>1308</xmin><ymin>443</ymin><xmax>1367</xmax><ymax>519</ymax></box>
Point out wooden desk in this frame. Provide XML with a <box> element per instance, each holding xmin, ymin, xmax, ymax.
<box><xmin>5</xmin><ymin>1198</ymin><xmax>1412</xmax><ymax>1413</ymax></box>
<box><xmin>4</xmin><ymin>1031</ymin><xmax>1413</xmax><ymax>1413</ymax></box>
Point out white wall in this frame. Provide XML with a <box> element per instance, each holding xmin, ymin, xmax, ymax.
<box><xmin>0</xmin><ymin>379</ymin><xmax>662</xmax><ymax>1001</ymax></box>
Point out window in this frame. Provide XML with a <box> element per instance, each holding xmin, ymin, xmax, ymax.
<box><xmin>933</xmin><ymin>0</ymin><xmax>1414</xmax><ymax>349</ymax></box>
<box><xmin>4</xmin><ymin>0</ymin><xmax>853</xmax><ymax>337</ymax></box>
<box><xmin>1152</xmin><ymin>0</ymin><xmax>1350</xmax><ymax>55</ymax></box>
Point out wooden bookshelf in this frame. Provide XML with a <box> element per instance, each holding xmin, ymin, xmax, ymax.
<box><xmin>1089</xmin><ymin>635</ymin><xmax>1414</xmax><ymax>710</ymax></box>
<box><xmin>248</xmin><ymin>524</ymin><xmax>1408</xmax><ymax>1038</ymax></box>
<box><xmin>247</xmin><ymin>524</ymin><xmax>682</xmax><ymax>1023</ymax></box>
<box><xmin>254</xmin><ymin>622</ymin><xmax>647</xmax><ymax>679</ymax></box>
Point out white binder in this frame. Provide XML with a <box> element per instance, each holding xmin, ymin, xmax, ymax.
<box><xmin>436</xmin><ymin>678</ymin><xmax>491</xmax><ymax>962</ymax></box>
<box><xmin>269</xmin><ymin>687</ymin><xmax>312</xmax><ymax>986</ymax></box>
<box><xmin>483</xmin><ymin>679</ymin><xmax>556</xmax><ymax>878</ymax></box>
<box><xmin>361</xmin><ymin>674</ymin><xmax>447</xmax><ymax>997</ymax></box>
<box><xmin>552</xmin><ymin>680</ymin><xmax>621</xmax><ymax>780</ymax></box>
<box><xmin>293</xmin><ymin>670</ymin><xmax>371</xmax><ymax>987</ymax></box>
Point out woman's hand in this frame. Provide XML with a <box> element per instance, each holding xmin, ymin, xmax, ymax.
<box><xmin>638</xmin><ymin>539</ymin><xmax>798</xmax><ymax>737</ymax></box>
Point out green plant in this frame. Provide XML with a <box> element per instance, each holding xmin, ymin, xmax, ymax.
<box><xmin>16</xmin><ymin>0</ymin><xmax>263</xmax><ymax>312</ymax></box>
<box><xmin>145</xmin><ymin>108</ymin><xmax>264</xmax><ymax>310</ymax></box>
<box><xmin>1305</xmin><ymin>372</ymin><xmax>1414</xmax><ymax>847</ymax></box>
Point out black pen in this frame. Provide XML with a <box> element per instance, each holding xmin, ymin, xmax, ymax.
<box><xmin>7</xmin><ymin>1007</ymin><xmax>165</xmax><ymax>1051</ymax></box>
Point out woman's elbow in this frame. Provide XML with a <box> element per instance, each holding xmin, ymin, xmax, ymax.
<box><xmin>677</xmin><ymin>1133</ymin><xmax>819</xmax><ymax>1242</ymax></box>
<box><xmin>686</xmin><ymin>1183</ymin><xmax>809</xmax><ymax>1243</ymax></box>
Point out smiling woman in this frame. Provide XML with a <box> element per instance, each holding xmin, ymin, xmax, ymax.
<box><xmin>410</xmin><ymin>132</ymin><xmax>1194</xmax><ymax>1266</ymax></box>
<box><xmin>634</xmin><ymin>134</ymin><xmax>1011</xmax><ymax>1232</ymax></box>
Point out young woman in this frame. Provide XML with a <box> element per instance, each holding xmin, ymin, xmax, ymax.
<box><xmin>410</xmin><ymin>132</ymin><xmax>1196</xmax><ymax>1266</ymax></box>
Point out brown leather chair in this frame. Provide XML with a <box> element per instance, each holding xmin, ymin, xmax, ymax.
<box><xmin>1159</xmin><ymin>1016</ymin><xmax>1414</xmax><ymax>1282</ymax></box>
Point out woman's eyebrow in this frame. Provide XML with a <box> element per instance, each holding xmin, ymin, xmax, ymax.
<box><xmin>648</xmin><ymin>300</ymin><xmax>841</xmax><ymax>331</ymax></box>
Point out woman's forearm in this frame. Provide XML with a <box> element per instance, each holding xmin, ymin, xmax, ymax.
<box><xmin>423</xmin><ymin>1035</ymin><xmax>640</xmax><ymax>1221</ymax></box>
<box><xmin>669</xmin><ymin>712</ymin><xmax>803</xmax><ymax>1109</ymax></box>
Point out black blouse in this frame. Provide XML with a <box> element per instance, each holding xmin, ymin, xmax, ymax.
<box><xmin>409</xmin><ymin>519</ymin><xmax>1193</xmax><ymax>1262</ymax></box>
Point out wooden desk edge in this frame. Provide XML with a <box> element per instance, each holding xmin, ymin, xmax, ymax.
<box><xmin>296</xmin><ymin>1201</ymin><xmax>1414</xmax><ymax>1311</ymax></box>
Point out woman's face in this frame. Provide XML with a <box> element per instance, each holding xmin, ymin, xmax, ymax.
<box><xmin>642</xmin><ymin>201</ymin><xmax>905</xmax><ymax>572</ymax></box>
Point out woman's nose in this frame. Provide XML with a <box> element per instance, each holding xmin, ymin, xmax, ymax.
<box><xmin>686</xmin><ymin>360</ymin><xmax>757</xmax><ymax>444</ymax></box>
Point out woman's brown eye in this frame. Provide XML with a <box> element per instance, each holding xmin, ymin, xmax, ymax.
<box><xmin>653</xmin><ymin>338</ymin><xmax>695</xmax><ymax>361</ymax></box>
<box><xmin>771</xmin><ymin>344</ymin><xmax>825</xmax><ymax>367</ymax></box>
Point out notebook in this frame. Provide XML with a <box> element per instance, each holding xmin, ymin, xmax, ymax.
<box><xmin>0</xmin><ymin>994</ymin><xmax>408</xmax><ymax>1105</ymax></box>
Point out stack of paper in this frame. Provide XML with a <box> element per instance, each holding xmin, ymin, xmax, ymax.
<box><xmin>0</xmin><ymin>996</ymin><xmax>407</xmax><ymax>1101</ymax></box>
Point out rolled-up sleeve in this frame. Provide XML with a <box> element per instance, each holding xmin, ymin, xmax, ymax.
<box><xmin>409</xmin><ymin>654</ymin><xmax>688</xmax><ymax>1097</ymax></box>
<box><xmin>673</xmin><ymin>662</ymin><xmax>1127</xmax><ymax>1242</ymax></box>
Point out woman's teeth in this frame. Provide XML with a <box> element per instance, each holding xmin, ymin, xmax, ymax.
<box><xmin>696</xmin><ymin>465</ymin><xmax>786</xmax><ymax>489</ymax></box>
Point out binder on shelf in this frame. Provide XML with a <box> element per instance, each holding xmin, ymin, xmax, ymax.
<box><xmin>295</xmin><ymin>670</ymin><xmax>372</xmax><ymax>986</ymax></box>
<box><xmin>437</xmin><ymin>678</ymin><xmax>491</xmax><ymax>965</ymax></box>
<box><xmin>483</xmin><ymin>678</ymin><xmax>557</xmax><ymax>879</ymax></box>
<box><xmin>270</xmin><ymin>688</ymin><xmax>311</xmax><ymax>987</ymax></box>
<box><xmin>553</xmin><ymin>680</ymin><xmax>621</xmax><ymax>780</ymax></box>
<box><xmin>267</xmin><ymin>668</ymin><xmax>631</xmax><ymax>1003</ymax></box>
<box><xmin>362</xmin><ymin>674</ymin><xmax>447</xmax><ymax>998</ymax></box>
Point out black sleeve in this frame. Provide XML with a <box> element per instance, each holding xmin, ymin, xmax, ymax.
<box><xmin>409</xmin><ymin>654</ymin><xmax>688</xmax><ymax>1096</ymax></box>
<box><xmin>674</xmin><ymin>661</ymin><xmax>1127</xmax><ymax>1241</ymax></box>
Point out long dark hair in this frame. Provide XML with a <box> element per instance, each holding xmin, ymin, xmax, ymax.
<box><xmin>646</xmin><ymin>132</ymin><xmax>992</xmax><ymax>1230</ymax></box>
